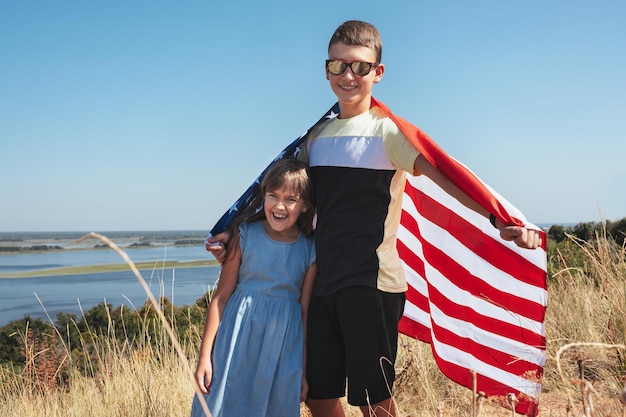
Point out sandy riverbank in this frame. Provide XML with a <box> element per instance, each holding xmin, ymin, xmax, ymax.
<box><xmin>0</xmin><ymin>259</ymin><xmax>220</xmax><ymax>279</ymax></box>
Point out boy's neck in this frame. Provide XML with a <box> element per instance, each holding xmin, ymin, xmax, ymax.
<box><xmin>337</xmin><ymin>97</ymin><xmax>372</xmax><ymax>119</ymax></box>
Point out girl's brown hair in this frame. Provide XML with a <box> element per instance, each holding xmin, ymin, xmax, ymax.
<box><xmin>224</xmin><ymin>158</ymin><xmax>315</xmax><ymax>261</ymax></box>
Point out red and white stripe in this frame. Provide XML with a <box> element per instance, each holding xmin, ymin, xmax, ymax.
<box><xmin>397</xmin><ymin>172</ymin><xmax>547</xmax><ymax>416</ymax></box>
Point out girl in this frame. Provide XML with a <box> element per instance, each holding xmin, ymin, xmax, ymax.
<box><xmin>191</xmin><ymin>158</ymin><xmax>316</xmax><ymax>417</ymax></box>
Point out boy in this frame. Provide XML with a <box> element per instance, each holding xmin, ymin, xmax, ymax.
<box><xmin>209</xmin><ymin>20</ymin><xmax>541</xmax><ymax>417</ymax></box>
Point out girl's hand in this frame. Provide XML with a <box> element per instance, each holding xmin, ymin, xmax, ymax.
<box><xmin>194</xmin><ymin>356</ymin><xmax>213</xmax><ymax>394</ymax></box>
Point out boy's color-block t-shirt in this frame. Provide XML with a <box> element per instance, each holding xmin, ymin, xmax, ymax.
<box><xmin>299</xmin><ymin>107</ymin><xmax>420</xmax><ymax>296</ymax></box>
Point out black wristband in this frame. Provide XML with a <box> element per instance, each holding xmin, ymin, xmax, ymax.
<box><xmin>489</xmin><ymin>213</ymin><xmax>498</xmax><ymax>229</ymax></box>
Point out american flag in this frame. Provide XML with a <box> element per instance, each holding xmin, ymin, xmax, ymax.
<box><xmin>209</xmin><ymin>98</ymin><xmax>547</xmax><ymax>416</ymax></box>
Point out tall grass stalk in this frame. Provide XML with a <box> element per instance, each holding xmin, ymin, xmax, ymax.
<box><xmin>76</xmin><ymin>232</ymin><xmax>212</xmax><ymax>417</ymax></box>
<box><xmin>0</xmin><ymin>233</ymin><xmax>211</xmax><ymax>417</ymax></box>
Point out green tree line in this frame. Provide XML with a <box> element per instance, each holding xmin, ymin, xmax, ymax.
<box><xmin>0</xmin><ymin>295</ymin><xmax>211</xmax><ymax>379</ymax></box>
<box><xmin>0</xmin><ymin>245</ymin><xmax>64</xmax><ymax>253</ymax></box>
<box><xmin>547</xmin><ymin>217</ymin><xmax>626</xmax><ymax>245</ymax></box>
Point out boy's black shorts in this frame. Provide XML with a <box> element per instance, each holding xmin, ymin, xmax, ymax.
<box><xmin>305</xmin><ymin>286</ymin><xmax>406</xmax><ymax>406</ymax></box>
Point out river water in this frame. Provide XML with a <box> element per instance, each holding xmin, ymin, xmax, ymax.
<box><xmin>0</xmin><ymin>246</ymin><xmax>220</xmax><ymax>326</ymax></box>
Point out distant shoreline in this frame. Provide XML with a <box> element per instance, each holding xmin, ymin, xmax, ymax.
<box><xmin>0</xmin><ymin>230</ymin><xmax>208</xmax><ymax>252</ymax></box>
<box><xmin>0</xmin><ymin>259</ymin><xmax>220</xmax><ymax>279</ymax></box>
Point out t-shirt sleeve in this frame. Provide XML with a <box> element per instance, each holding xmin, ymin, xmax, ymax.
<box><xmin>383</xmin><ymin>120</ymin><xmax>420</xmax><ymax>174</ymax></box>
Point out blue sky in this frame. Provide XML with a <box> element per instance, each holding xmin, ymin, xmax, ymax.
<box><xmin>1</xmin><ymin>1</ymin><xmax>624</xmax><ymax>232</ymax></box>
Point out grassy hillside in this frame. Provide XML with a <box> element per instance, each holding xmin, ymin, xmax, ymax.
<box><xmin>1</xmin><ymin>231</ymin><xmax>625</xmax><ymax>416</ymax></box>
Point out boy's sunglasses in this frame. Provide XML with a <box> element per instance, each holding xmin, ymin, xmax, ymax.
<box><xmin>326</xmin><ymin>60</ymin><xmax>379</xmax><ymax>76</ymax></box>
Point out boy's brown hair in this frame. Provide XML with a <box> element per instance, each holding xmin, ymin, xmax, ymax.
<box><xmin>328</xmin><ymin>20</ymin><xmax>383</xmax><ymax>63</ymax></box>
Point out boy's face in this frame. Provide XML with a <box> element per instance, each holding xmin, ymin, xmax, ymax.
<box><xmin>326</xmin><ymin>42</ymin><xmax>384</xmax><ymax>118</ymax></box>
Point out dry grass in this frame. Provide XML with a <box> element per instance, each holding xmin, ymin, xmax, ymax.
<box><xmin>1</xmin><ymin>231</ymin><xmax>625</xmax><ymax>416</ymax></box>
<box><xmin>0</xmin><ymin>341</ymin><xmax>194</xmax><ymax>417</ymax></box>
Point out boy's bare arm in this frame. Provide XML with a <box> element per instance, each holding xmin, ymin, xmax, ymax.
<box><xmin>413</xmin><ymin>154</ymin><xmax>542</xmax><ymax>249</ymax></box>
<box><xmin>206</xmin><ymin>231</ymin><xmax>231</xmax><ymax>263</ymax></box>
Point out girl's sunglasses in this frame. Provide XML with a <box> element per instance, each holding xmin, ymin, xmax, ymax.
<box><xmin>325</xmin><ymin>60</ymin><xmax>379</xmax><ymax>76</ymax></box>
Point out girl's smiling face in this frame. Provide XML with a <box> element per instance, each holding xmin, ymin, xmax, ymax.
<box><xmin>263</xmin><ymin>185</ymin><xmax>308</xmax><ymax>241</ymax></box>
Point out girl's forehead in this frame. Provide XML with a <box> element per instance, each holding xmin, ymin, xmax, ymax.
<box><xmin>268</xmin><ymin>184</ymin><xmax>300</xmax><ymax>195</ymax></box>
